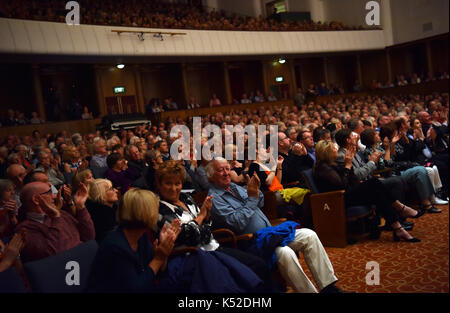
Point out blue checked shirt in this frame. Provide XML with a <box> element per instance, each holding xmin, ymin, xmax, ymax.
<box><xmin>208</xmin><ymin>183</ymin><xmax>271</xmax><ymax>235</ymax></box>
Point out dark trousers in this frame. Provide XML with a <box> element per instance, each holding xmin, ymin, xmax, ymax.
<box><xmin>381</xmin><ymin>176</ymin><xmax>408</xmax><ymax>203</ymax></box>
<box><xmin>433</xmin><ymin>153</ymin><xmax>449</xmax><ymax>197</ymax></box>
<box><xmin>345</xmin><ymin>178</ymin><xmax>399</xmax><ymax>226</ymax></box>
<box><xmin>217</xmin><ymin>246</ymin><xmax>278</xmax><ymax>293</ymax></box>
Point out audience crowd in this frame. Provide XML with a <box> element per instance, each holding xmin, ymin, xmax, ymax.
<box><xmin>0</xmin><ymin>89</ymin><xmax>448</xmax><ymax>293</ymax></box>
<box><xmin>1</xmin><ymin>0</ymin><xmax>375</xmax><ymax>32</ymax></box>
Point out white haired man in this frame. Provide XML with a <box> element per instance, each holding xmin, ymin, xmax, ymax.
<box><xmin>207</xmin><ymin>157</ymin><xmax>349</xmax><ymax>293</ymax></box>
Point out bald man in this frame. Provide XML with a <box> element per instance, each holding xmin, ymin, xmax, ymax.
<box><xmin>417</xmin><ymin>111</ymin><xmax>432</xmax><ymax>134</ymax></box>
<box><xmin>15</xmin><ymin>181</ymin><xmax>95</xmax><ymax>262</ymax></box>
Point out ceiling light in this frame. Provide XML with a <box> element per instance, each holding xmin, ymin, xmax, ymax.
<box><xmin>116</xmin><ymin>64</ymin><xmax>125</xmax><ymax>69</ymax></box>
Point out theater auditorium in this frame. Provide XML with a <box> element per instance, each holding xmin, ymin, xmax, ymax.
<box><xmin>0</xmin><ymin>0</ymin><xmax>448</xmax><ymax>296</ymax></box>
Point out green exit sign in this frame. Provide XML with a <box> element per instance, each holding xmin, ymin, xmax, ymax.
<box><xmin>275</xmin><ymin>76</ymin><xmax>284</xmax><ymax>82</ymax></box>
<box><xmin>114</xmin><ymin>86</ymin><xmax>126</xmax><ymax>94</ymax></box>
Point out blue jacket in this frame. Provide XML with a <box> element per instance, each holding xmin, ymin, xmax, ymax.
<box><xmin>255</xmin><ymin>221</ymin><xmax>300</xmax><ymax>268</ymax></box>
<box><xmin>161</xmin><ymin>249</ymin><xmax>262</xmax><ymax>293</ymax></box>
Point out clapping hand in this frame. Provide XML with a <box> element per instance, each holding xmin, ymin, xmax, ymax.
<box><xmin>246</xmin><ymin>173</ymin><xmax>261</xmax><ymax>198</ymax></box>
<box><xmin>277</xmin><ymin>155</ymin><xmax>284</xmax><ymax>167</ymax></box>
<box><xmin>73</xmin><ymin>183</ymin><xmax>88</xmax><ymax>210</ymax></box>
<box><xmin>292</xmin><ymin>142</ymin><xmax>307</xmax><ymax>156</ymax></box>
<box><xmin>38</xmin><ymin>193</ymin><xmax>60</xmax><ymax>218</ymax></box>
<box><xmin>0</xmin><ymin>231</ymin><xmax>26</xmax><ymax>270</ymax></box>
<box><xmin>344</xmin><ymin>146</ymin><xmax>356</xmax><ymax>169</ymax></box>
<box><xmin>154</xmin><ymin>219</ymin><xmax>181</xmax><ymax>259</ymax></box>
<box><xmin>200</xmin><ymin>195</ymin><xmax>213</xmax><ymax>220</ymax></box>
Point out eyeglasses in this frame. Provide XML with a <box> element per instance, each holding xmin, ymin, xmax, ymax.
<box><xmin>39</xmin><ymin>189</ymin><xmax>52</xmax><ymax>196</ymax></box>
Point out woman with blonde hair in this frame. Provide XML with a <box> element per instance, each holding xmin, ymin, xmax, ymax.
<box><xmin>155</xmin><ymin>160</ymin><xmax>273</xmax><ymax>292</ymax></box>
<box><xmin>314</xmin><ymin>140</ymin><xmax>420</xmax><ymax>243</ymax></box>
<box><xmin>87</xmin><ymin>188</ymin><xmax>181</xmax><ymax>293</ymax></box>
<box><xmin>85</xmin><ymin>179</ymin><xmax>119</xmax><ymax>243</ymax></box>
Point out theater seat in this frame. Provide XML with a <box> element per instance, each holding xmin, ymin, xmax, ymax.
<box><xmin>23</xmin><ymin>240</ymin><xmax>98</xmax><ymax>293</ymax></box>
<box><xmin>0</xmin><ymin>267</ymin><xmax>28</xmax><ymax>293</ymax></box>
<box><xmin>301</xmin><ymin>169</ymin><xmax>375</xmax><ymax>248</ymax></box>
<box><xmin>90</xmin><ymin>166</ymin><xmax>108</xmax><ymax>179</ymax></box>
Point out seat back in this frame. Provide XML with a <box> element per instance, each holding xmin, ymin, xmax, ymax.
<box><xmin>0</xmin><ymin>267</ymin><xmax>28</xmax><ymax>293</ymax></box>
<box><xmin>191</xmin><ymin>191</ymin><xmax>208</xmax><ymax>207</ymax></box>
<box><xmin>301</xmin><ymin>169</ymin><xmax>319</xmax><ymax>194</ymax></box>
<box><xmin>262</xmin><ymin>191</ymin><xmax>279</xmax><ymax>220</ymax></box>
<box><xmin>90</xmin><ymin>166</ymin><xmax>108</xmax><ymax>179</ymax></box>
<box><xmin>23</xmin><ymin>240</ymin><xmax>98</xmax><ymax>293</ymax></box>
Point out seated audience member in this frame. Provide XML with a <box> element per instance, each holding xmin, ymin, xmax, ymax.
<box><xmin>72</xmin><ymin>169</ymin><xmax>94</xmax><ymax>194</ymax></box>
<box><xmin>86</xmin><ymin>179</ymin><xmax>118</xmax><ymax>243</ymax></box>
<box><xmin>15</xmin><ymin>145</ymin><xmax>32</xmax><ymax>170</ymax></box>
<box><xmin>313</xmin><ymin>127</ymin><xmax>331</xmax><ymax>143</ymax></box>
<box><xmin>143</xmin><ymin>150</ymin><xmax>163</xmax><ymax>191</ymax></box>
<box><xmin>347</xmin><ymin>118</ymin><xmax>366</xmax><ymax>151</ymax></box>
<box><xmin>15</xmin><ymin>181</ymin><xmax>95</xmax><ymax>262</ymax></box>
<box><xmin>125</xmin><ymin>145</ymin><xmax>146</xmax><ymax>179</ymax></box>
<box><xmin>36</xmin><ymin>151</ymin><xmax>65</xmax><ymax>188</ymax></box>
<box><xmin>297</xmin><ymin>130</ymin><xmax>316</xmax><ymax>164</ymax></box>
<box><xmin>369</xmin><ymin>126</ymin><xmax>441</xmax><ymax>213</ymax></box>
<box><xmin>335</xmin><ymin>128</ymin><xmax>421</xmax><ymax>230</ymax></box>
<box><xmin>0</xmin><ymin>232</ymin><xmax>25</xmax><ymax>273</ymax></box>
<box><xmin>277</xmin><ymin>132</ymin><xmax>314</xmax><ymax>187</ymax></box>
<box><xmin>0</xmin><ymin>179</ymin><xmax>18</xmax><ymax>239</ymax></box>
<box><xmin>267</xmin><ymin>92</ymin><xmax>277</xmax><ymax>102</ymax></box>
<box><xmin>154</xmin><ymin>140</ymin><xmax>171</xmax><ymax>162</ymax></box>
<box><xmin>248</xmin><ymin>147</ymin><xmax>284</xmax><ymax>192</ymax></box>
<box><xmin>111</xmin><ymin>144</ymin><xmax>124</xmax><ymax>156</ymax></box>
<box><xmin>6</xmin><ymin>164</ymin><xmax>26</xmax><ymax>207</ymax></box>
<box><xmin>241</xmin><ymin>93</ymin><xmax>252</xmax><ymax>104</ymax></box>
<box><xmin>29</xmin><ymin>112</ymin><xmax>44</xmax><ymax>125</ymax></box>
<box><xmin>425</xmin><ymin>123</ymin><xmax>449</xmax><ymax>200</ymax></box>
<box><xmin>105</xmin><ymin>153</ymin><xmax>136</xmax><ymax>195</ymax></box>
<box><xmin>90</xmin><ymin>139</ymin><xmax>108</xmax><ymax>168</ymax></box>
<box><xmin>87</xmin><ymin>189</ymin><xmax>181</xmax><ymax>293</ymax></box>
<box><xmin>187</xmin><ymin>96</ymin><xmax>200</xmax><ymax>109</ymax></box>
<box><xmin>226</xmin><ymin>144</ymin><xmax>247</xmax><ymax>185</ymax></box>
<box><xmin>155</xmin><ymin>161</ymin><xmax>277</xmax><ymax>292</ymax></box>
<box><xmin>208</xmin><ymin>157</ymin><xmax>347</xmax><ymax>293</ymax></box>
<box><xmin>81</xmin><ymin>106</ymin><xmax>93</xmax><ymax>120</ymax></box>
<box><xmin>313</xmin><ymin>140</ymin><xmax>420</xmax><ymax>243</ymax></box>
<box><xmin>62</xmin><ymin>145</ymin><xmax>88</xmax><ymax>184</ymax></box>
<box><xmin>209</xmin><ymin>93</ymin><xmax>222</xmax><ymax>107</ymax></box>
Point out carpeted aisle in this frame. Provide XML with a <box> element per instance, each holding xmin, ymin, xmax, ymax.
<box><xmin>297</xmin><ymin>204</ymin><xmax>449</xmax><ymax>293</ymax></box>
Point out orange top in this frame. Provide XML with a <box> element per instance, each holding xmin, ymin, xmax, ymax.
<box><xmin>264</xmin><ymin>171</ymin><xmax>284</xmax><ymax>192</ymax></box>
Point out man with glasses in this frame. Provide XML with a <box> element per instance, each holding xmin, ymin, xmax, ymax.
<box><xmin>277</xmin><ymin>132</ymin><xmax>314</xmax><ymax>187</ymax></box>
<box><xmin>14</xmin><ymin>181</ymin><xmax>94</xmax><ymax>262</ymax></box>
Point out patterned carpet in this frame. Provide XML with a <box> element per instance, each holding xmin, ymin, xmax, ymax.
<box><xmin>296</xmin><ymin>204</ymin><xmax>449</xmax><ymax>293</ymax></box>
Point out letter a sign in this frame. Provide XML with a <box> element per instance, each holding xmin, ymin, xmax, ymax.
<box><xmin>66</xmin><ymin>1</ymin><xmax>80</xmax><ymax>25</ymax></box>
<box><xmin>365</xmin><ymin>1</ymin><xmax>380</xmax><ymax>26</ymax></box>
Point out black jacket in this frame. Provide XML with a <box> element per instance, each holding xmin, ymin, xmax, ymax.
<box><xmin>85</xmin><ymin>199</ymin><xmax>117</xmax><ymax>243</ymax></box>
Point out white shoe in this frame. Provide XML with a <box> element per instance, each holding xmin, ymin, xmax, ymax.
<box><xmin>433</xmin><ymin>196</ymin><xmax>448</xmax><ymax>205</ymax></box>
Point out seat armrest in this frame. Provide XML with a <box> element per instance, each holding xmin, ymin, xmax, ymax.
<box><xmin>270</xmin><ymin>218</ymin><xmax>287</xmax><ymax>226</ymax></box>
<box><xmin>170</xmin><ymin>247</ymin><xmax>198</xmax><ymax>257</ymax></box>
